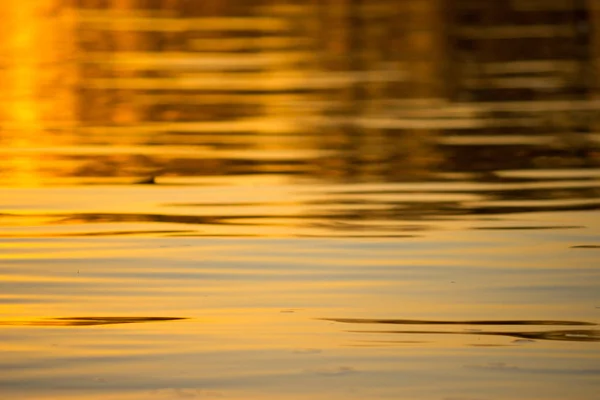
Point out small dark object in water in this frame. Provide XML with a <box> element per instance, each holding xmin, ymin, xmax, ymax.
<box><xmin>135</xmin><ymin>176</ymin><xmax>156</xmax><ymax>185</ymax></box>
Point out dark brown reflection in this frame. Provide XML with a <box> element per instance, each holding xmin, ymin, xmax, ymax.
<box><xmin>321</xmin><ymin>318</ymin><xmax>600</xmax><ymax>343</ymax></box>
<box><xmin>1</xmin><ymin>199</ymin><xmax>597</xmax><ymax>237</ymax></box>
<box><xmin>0</xmin><ymin>230</ymin><xmax>199</xmax><ymax>238</ymax></box>
<box><xmin>473</xmin><ymin>226</ymin><xmax>584</xmax><ymax>230</ymax></box>
<box><xmin>0</xmin><ymin>317</ymin><xmax>187</xmax><ymax>327</ymax></box>
<box><xmin>0</xmin><ymin>212</ymin><xmax>261</xmax><ymax>226</ymax></box>
<box><xmin>319</xmin><ymin>318</ymin><xmax>597</xmax><ymax>326</ymax></box>
<box><xmin>347</xmin><ymin>329</ymin><xmax>600</xmax><ymax>343</ymax></box>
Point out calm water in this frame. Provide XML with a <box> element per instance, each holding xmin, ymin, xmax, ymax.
<box><xmin>2</xmin><ymin>2</ymin><xmax>600</xmax><ymax>400</ymax></box>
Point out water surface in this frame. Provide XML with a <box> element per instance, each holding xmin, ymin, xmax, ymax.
<box><xmin>1</xmin><ymin>2</ymin><xmax>600</xmax><ymax>399</ymax></box>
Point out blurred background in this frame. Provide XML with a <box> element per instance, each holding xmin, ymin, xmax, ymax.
<box><xmin>0</xmin><ymin>1</ymin><xmax>599</xmax><ymax>217</ymax></box>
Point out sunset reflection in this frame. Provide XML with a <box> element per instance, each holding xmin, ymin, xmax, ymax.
<box><xmin>1</xmin><ymin>1</ymin><xmax>600</xmax><ymax>400</ymax></box>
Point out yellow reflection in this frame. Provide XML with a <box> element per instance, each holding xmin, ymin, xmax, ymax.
<box><xmin>1</xmin><ymin>1</ymin><xmax>76</xmax><ymax>187</ymax></box>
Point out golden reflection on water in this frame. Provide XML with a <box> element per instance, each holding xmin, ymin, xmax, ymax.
<box><xmin>1</xmin><ymin>1</ymin><xmax>598</xmax><ymax>187</ymax></box>
<box><xmin>1</xmin><ymin>2</ymin><xmax>600</xmax><ymax>400</ymax></box>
